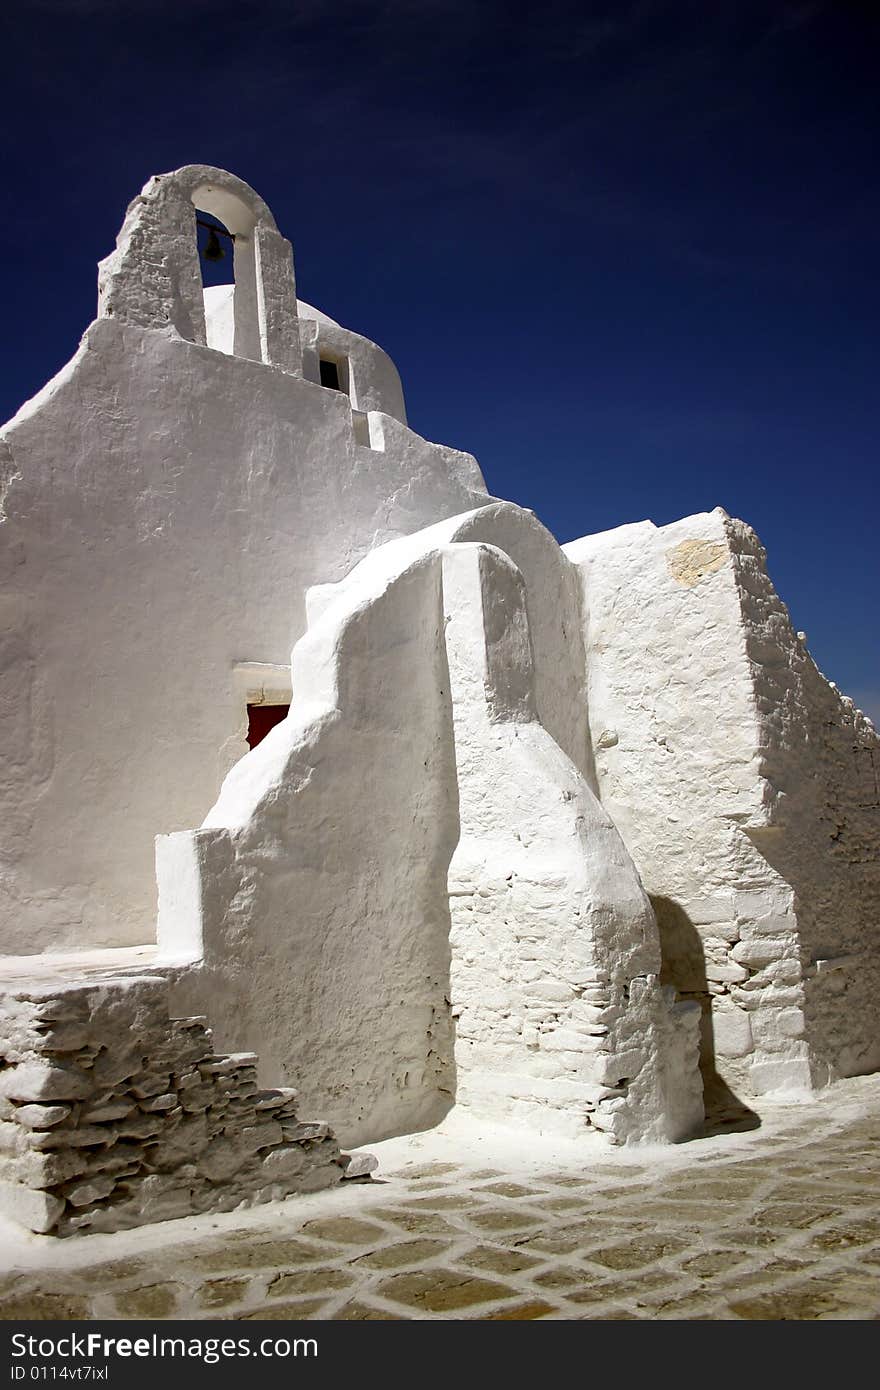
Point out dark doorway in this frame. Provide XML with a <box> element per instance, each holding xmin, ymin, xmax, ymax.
<box><xmin>246</xmin><ymin>703</ymin><xmax>290</xmax><ymax>750</ymax></box>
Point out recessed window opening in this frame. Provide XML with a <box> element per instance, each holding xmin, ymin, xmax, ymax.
<box><xmin>246</xmin><ymin>702</ymin><xmax>290</xmax><ymax>750</ymax></box>
<box><xmin>319</xmin><ymin>358</ymin><xmax>341</xmax><ymax>390</ymax></box>
<box><xmin>318</xmin><ymin>353</ymin><xmax>351</xmax><ymax>399</ymax></box>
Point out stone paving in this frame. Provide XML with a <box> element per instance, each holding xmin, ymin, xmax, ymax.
<box><xmin>1</xmin><ymin>1076</ymin><xmax>879</xmax><ymax>1321</ymax></box>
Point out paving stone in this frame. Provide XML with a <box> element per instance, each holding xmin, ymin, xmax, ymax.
<box><xmin>353</xmin><ymin>1238</ymin><xmax>450</xmax><ymax>1270</ymax></box>
<box><xmin>576</xmin><ymin>1306</ymin><xmax>642</xmax><ymax>1319</ymax></box>
<box><xmin>333</xmin><ymin>1301</ymin><xmax>404</xmax><ymax>1320</ymax></box>
<box><xmin>680</xmin><ymin>1249</ymin><xmax>749</xmax><ymax>1278</ymax></box>
<box><xmin>465</xmin><ymin>1207</ymin><xmax>544</xmax><ymax>1233</ymax></box>
<box><xmin>571</xmin><ymin>1271</ymin><xmax>685</xmax><ymax>1305</ymax></box>
<box><xmin>401</xmin><ymin>1195</ymin><xmax>480</xmax><ymax>1210</ymax></box>
<box><xmin>654</xmin><ymin>1294</ymin><xmax>727</xmax><ymax>1318</ymax></box>
<box><xmin>368</xmin><ymin>1206</ymin><xmax>459</xmax><ymax>1235</ymax></box>
<box><xmin>197</xmin><ymin>1277</ymin><xmax>252</xmax><ymax>1309</ymax></box>
<box><xmin>532</xmin><ymin>1265</ymin><xmax>589</xmax><ymax>1289</ymax></box>
<box><xmin>484</xmin><ymin>1301</ymin><xmax>557</xmax><ymax>1319</ymax></box>
<box><xmin>806</xmin><ymin>1219</ymin><xmax>880</xmax><ymax>1251</ymax></box>
<box><xmin>0</xmin><ymin>1293</ymin><xmax>89</xmax><ymax>1320</ymax></box>
<box><xmin>457</xmin><ymin>1244</ymin><xmax>544</xmax><ymax>1275</ymax></box>
<box><xmin>661</xmin><ymin>1180</ymin><xmax>762</xmax><ymax>1202</ymax></box>
<box><xmin>587</xmin><ymin>1236</ymin><xmax>689</xmax><ymax>1271</ymax></box>
<box><xmin>753</xmin><ymin>1203</ymin><xmax>842</xmax><ymax>1230</ymax></box>
<box><xmin>633</xmin><ymin>1199</ymin><xmax>726</xmax><ymax>1224</ymax></box>
<box><xmin>299</xmin><ymin>1217</ymin><xmax>387</xmax><ymax>1245</ymax></box>
<box><xmin>727</xmin><ymin>1278</ymin><xmax>878</xmax><ymax>1320</ymax></box>
<box><xmin>719</xmin><ymin>1258</ymin><xmax>810</xmax><ymax>1290</ymax></box>
<box><xmin>714</xmin><ymin>1226</ymin><xmax>787</xmax><ymax>1249</ymax></box>
<box><xmin>57</xmin><ymin>1259</ymin><xmax>147</xmax><ymax>1291</ymax></box>
<box><xmin>195</xmin><ymin>1237</ymin><xmax>331</xmax><ymax>1271</ymax></box>
<box><xmin>375</xmin><ymin>1268</ymin><xmax>515</xmax><ymax>1313</ymax></box>
<box><xmin>241</xmin><ymin>1299</ymin><xmax>326</xmax><ymax>1320</ymax></box>
<box><xmin>575</xmin><ymin>1187</ymin><xmax>646</xmax><ymax>1207</ymax></box>
<box><xmin>113</xmin><ymin>1283</ymin><xmax>184</xmax><ymax>1318</ymax></box>
<box><xmin>787</xmin><ymin>1186</ymin><xmax>879</xmax><ymax>1207</ymax></box>
<box><xmin>478</xmin><ymin>1182</ymin><xmax>545</xmax><ymax>1199</ymax></box>
<box><xmin>268</xmin><ymin>1268</ymin><xmax>355</xmax><ymax>1298</ymax></box>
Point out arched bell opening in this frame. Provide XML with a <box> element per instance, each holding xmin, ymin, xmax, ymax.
<box><xmin>196</xmin><ymin>210</ymin><xmax>235</xmax><ymax>354</ymax></box>
<box><xmin>98</xmin><ymin>166</ymin><xmax>301</xmax><ymax>375</ymax></box>
<box><xmin>191</xmin><ymin>182</ymin><xmax>261</xmax><ymax>363</ymax></box>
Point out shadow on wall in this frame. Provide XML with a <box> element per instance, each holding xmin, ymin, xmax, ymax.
<box><xmin>652</xmin><ymin>896</ymin><xmax>760</xmax><ymax>1136</ymax></box>
<box><xmin>745</xmin><ymin>814</ymin><xmax>880</xmax><ymax>1086</ymax></box>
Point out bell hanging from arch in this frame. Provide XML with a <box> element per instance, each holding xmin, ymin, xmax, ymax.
<box><xmin>202</xmin><ymin>226</ymin><xmax>225</xmax><ymax>262</ymax></box>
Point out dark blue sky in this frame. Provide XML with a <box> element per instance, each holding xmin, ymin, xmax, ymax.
<box><xmin>2</xmin><ymin>1</ymin><xmax>878</xmax><ymax>715</ymax></box>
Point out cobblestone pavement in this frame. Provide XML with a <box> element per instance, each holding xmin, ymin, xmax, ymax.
<box><xmin>2</xmin><ymin>1077</ymin><xmax>879</xmax><ymax>1321</ymax></box>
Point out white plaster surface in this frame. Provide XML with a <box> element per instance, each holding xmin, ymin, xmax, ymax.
<box><xmin>1</xmin><ymin>164</ymin><xmax>877</xmax><ymax>1235</ymax></box>
<box><xmin>442</xmin><ymin>542</ymin><xmax>701</xmax><ymax>1142</ymax></box>
<box><xmin>565</xmin><ymin>508</ymin><xmax>880</xmax><ymax>1099</ymax></box>
<box><xmin>158</xmin><ymin>507</ymin><xmax>700</xmax><ymax>1148</ymax></box>
<box><xmin>0</xmin><ymin>166</ymin><xmax>489</xmax><ymax>953</ymax></box>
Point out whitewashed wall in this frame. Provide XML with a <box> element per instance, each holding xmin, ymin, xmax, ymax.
<box><xmin>0</xmin><ymin>167</ymin><xmax>489</xmax><ymax>954</ymax></box>
<box><xmin>566</xmin><ymin>509</ymin><xmax>880</xmax><ymax>1098</ymax></box>
<box><xmin>158</xmin><ymin>506</ymin><xmax>702</xmax><ymax>1147</ymax></box>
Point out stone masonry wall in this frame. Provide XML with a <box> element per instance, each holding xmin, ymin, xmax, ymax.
<box><xmin>0</xmin><ymin>969</ymin><xmax>345</xmax><ymax>1236</ymax></box>
<box><xmin>565</xmin><ymin>508</ymin><xmax>880</xmax><ymax>1104</ymax></box>
<box><xmin>726</xmin><ymin>516</ymin><xmax>880</xmax><ymax>1084</ymax></box>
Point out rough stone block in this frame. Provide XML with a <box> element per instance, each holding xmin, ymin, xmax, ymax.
<box><xmin>341</xmin><ymin>1151</ymin><xmax>379</xmax><ymax>1179</ymax></box>
<box><xmin>0</xmin><ymin>1120</ymin><xmax>25</xmax><ymax>1155</ymax></box>
<box><xmin>241</xmin><ymin>1121</ymin><xmax>283</xmax><ymax>1151</ymax></box>
<box><xmin>260</xmin><ymin>1146</ymin><xmax>308</xmax><ymax>1181</ymax></box>
<box><xmin>64</xmin><ymin>1174</ymin><xmax>116</xmax><ymax>1207</ymax></box>
<box><xmin>597</xmin><ymin>1050</ymin><xmax>645</xmax><ymax>1087</ymax></box>
<box><xmin>776</xmin><ymin>1009</ymin><xmax>807</xmax><ymax>1039</ymax></box>
<box><xmin>90</xmin><ymin>1053</ymin><xmax>139</xmax><ymax>1087</ymax></box>
<box><xmin>32</xmin><ymin>1023</ymin><xmax>90</xmax><ymax>1053</ymax></box>
<box><xmin>139</xmin><ymin>1092</ymin><xmax>177</xmax><ymax>1112</ymax></box>
<box><xmin>197</xmin><ymin>1138</ymin><xmax>246</xmax><ymax>1183</ymax></box>
<box><xmin>16</xmin><ymin>1103</ymin><xmax>73</xmax><ymax>1129</ymax></box>
<box><xmin>130</xmin><ymin>1074</ymin><xmax>171</xmax><ymax>1099</ymax></box>
<box><xmin>0</xmin><ymin>1065</ymin><xmax>91</xmax><ymax>1103</ymax></box>
<box><xmin>82</xmin><ymin>1102</ymin><xmax>134</xmax><ymax>1123</ymax></box>
<box><xmin>712</xmin><ymin>1006</ymin><xmax>754</xmax><ymax>1058</ymax></box>
<box><xmin>706</xmin><ymin>962</ymin><xmax>749</xmax><ymax>984</ymax></box>
<box><xmin>749</xmin><ymin>1057</ymin><xmax>814</xmax><ymax>1095</ymax></box>
<box><xmin>731</xmin><ymin>939</ymin><xmax>791</xmax><ymax>968</ymax></box>
<box><xmin>0</xmin><ymin>1179</ymin><xmax>64</xmax><ymax>1233</ymax></box>
<box><xmin>7</xmin><ymin>1146</ymin><xmax>88</xmax><ymax>1188</ymax></box>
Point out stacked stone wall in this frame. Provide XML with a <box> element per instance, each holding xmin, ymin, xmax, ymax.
<box><xmin>0</xmin><ymin>971</ymin><xmax>344</xmax><ymax>1236</ymax></box>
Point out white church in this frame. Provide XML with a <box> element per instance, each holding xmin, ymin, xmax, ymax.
<box><xmin>0</xmin><ymin>166</ymin><xmax>876</xmax><ymax>1236</ymax></box>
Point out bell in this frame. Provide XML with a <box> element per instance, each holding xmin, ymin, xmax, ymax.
<box><xmin>202</xmin><ymin>227</ymin><xmax>225</xmax><ymax>262</ymax></box>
